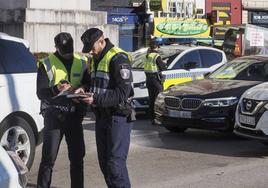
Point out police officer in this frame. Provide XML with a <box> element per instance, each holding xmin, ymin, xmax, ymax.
<box><xmin>36</xmin><ymin>32</ymin><xmax>89</xmax><ymax>188</ymax></box>
<box><xmin>80</xmin><ymin>28</ymin><xmax>134</xmax><ymax>188</ymax></box>
<box><xmin>144</xmin><ymin>41</ymin><xmax>167</xmax><ymax>125</ymax></box>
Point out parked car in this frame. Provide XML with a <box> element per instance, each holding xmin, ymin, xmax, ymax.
<box><xmin>0</xmin><ymin>145</ymin><xmax>28</xmax><ymax>188</ymax></box>
<box><xmin>0</xmin><ymin>33</ymin><xmax>43</xmax><ymax>169</ymax></box>
<box><xmin>234</xmin><ymin>82</ymin><xmax>268</xmax><ymax>144</ymax></box>
<box><xmin>154</xmin><ymin>55</ymin><xmax>268</xmax><ymax>132</ymax></box>
<box><xmin>131</xmin><ymin>45</ymin><xmax>227</xmax><ymax>111</ymax></box>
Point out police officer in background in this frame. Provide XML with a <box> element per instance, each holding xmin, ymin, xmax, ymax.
<box><xmin>144</xmin><ymin>41</ymin><xmax>167</xmax><ymax>125</ymax></box>
<box><xmin>79</xmin><ymin>28</ymin><xmax>134</xmax><ymax>188</ymax></box>
<box><xmin>36</xmin><ymin>32</ymin><xmax>89</xmax><ymax>188</ymax></box>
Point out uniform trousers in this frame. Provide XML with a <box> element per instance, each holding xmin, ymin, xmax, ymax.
<box><xmin>37</xmin><ymin>111</ymin><xmax>85</xmax><ymax>188</ymax></box>
<box><xmin>146</xmin><ymin>77</ymin><xmax>163</xmax><ymax>120</ymax></box>
<box><xmin>95</xmin><ymin>113</ymin><xmax>132</xmax><ymax>188</ymax></box>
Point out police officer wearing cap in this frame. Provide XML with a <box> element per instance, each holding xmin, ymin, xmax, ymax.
<box><xmin>36</xmin><ymin>32</ymin><xmax>89</xmax><ymax>188</ymax></box>
<box><xmin>144</xmin><ymin>41</ymin><xmax>166</xmax><ymax>125</ymax></box>
<box><xmin>79</xmin><ymin>28</ymin><xmax>134</xmax><ymax>188</ymax></box>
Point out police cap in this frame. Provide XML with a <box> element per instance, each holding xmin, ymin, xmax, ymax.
<box><xmin>54</xmin><ymin>32</ymin><xmax>74</xmax><ymax>55</ymax></box>
<box><xmin>81</xmin><ymin>28</ymin><xmax>103</xmax><ymax>53</ymax></box>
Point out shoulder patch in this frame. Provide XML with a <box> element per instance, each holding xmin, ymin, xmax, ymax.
<box><xmin>120</xmin><ymin>68</ymin><xmax>130</xmax><ymax>79</ymax></box>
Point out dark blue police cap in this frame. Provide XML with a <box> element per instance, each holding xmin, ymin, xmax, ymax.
<box><xmin>81</xmin><ymin>28</ymin><xmax>103</xmax><ymax>53</ymax></box>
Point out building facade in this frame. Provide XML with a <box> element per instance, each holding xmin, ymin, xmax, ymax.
<box><xmin>242</xmin><ymin>0</ymin><xmax>268</xmax><ymax>28</ymax></box>
<box><xmin>147</xmin><ymin>0</ymin><xmax>205</xmax><ymax>18</ymax></box>
<box><xmin>146</xmin><ymin>0</ymin><xmax>210</xmax><ymax>45</ymax></box>
<box><xmin>0</xmin><ymin>0</ymin><xmax>119</xmax><ymax>52</ymax></box>
<box><xmin>205</xmin><ymin>0</ymin><xmax>242</xmax><ymax>25</ymax></box>
<box><xmin>92</xmin><ymin>0</ymin><xmax>145</xmax><ymax>51</ymax></box>
<box><xmin>205</xmin><ymin>0</ymin><xmax>242</xmax><ymax>43</ymax></box>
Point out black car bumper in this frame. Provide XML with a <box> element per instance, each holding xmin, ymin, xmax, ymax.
<box><xmin>155</xmin><ymin>104</ymin><xmax>236</xmax><ymax>131</ymax></box>
<box><xmin>155</xmin><ymin>114</ymin><xmax>232</xmax><ymax>130</ymax></box>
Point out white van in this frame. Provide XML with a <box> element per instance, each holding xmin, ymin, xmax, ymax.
<box><xmin>0</xmin><ymin>33</ymin><xmax>43</xmax><ymax>168</ymax></box>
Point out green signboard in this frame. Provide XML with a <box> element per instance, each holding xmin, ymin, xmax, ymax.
<box><xmin>156</xmin><ymin>20</ymin><xmax>209</xmax><ymax>36</ymax></box>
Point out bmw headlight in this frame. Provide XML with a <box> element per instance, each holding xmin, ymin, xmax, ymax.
<box><xmin>134</xmin><ymin>81</ymin><xmax>147</xmax><ymax>89</ymax></box>
<box><xmin>203</xmin><ymin>97</ymin><xmax>238</xmax><ymax>107</ymax></box>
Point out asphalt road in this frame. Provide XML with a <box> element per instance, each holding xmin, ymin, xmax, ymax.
<box><xmin>27</xmin><ymin>113</ymin><xmax>268</xmax><ymax>188</ymax></box>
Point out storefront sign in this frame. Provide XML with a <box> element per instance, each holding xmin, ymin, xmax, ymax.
<box><xmin>211</xmin><ymin>2</ymin><xmax>231</xmax><ymax>24</ymax></box>
<box><xmin>108</xmin><ymin>15</ymin><xmax>137</xmax><ymax>24</ymax></box>
<box><xmin>252</xmin><ymin>12</ymin><xmax>268</xmax><ymax>24</ymax></box>
<box><xmin>153</xmin><ymin>18</ymin><xmax>210</xmax><ymax>38</ymax></box>
<box><xmin>212</xmin><ymin>2</ymin><xmax>231</xmax><ymax>12</ymax></box>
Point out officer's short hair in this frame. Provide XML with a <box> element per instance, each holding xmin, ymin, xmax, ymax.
<box><xmin>54</xmin><ymin>32</ymin><xmax>74</xmax><ymax>55</ymax></box>
<box><xmin>81</xmin><ymin>28</ymin><xmax>103</xmax><ymax>53</ymax></box>
<box><xmin>149</xmin><ymin>40</ymin><xmax>159</xmax><ymax>50</ymax></box>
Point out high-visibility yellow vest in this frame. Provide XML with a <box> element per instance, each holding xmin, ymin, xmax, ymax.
<box><xmin>144</xmin><ymin>52</ymin><xmax>160</xmax><ymax>73</ymax></box>
<box><xmin>38</xmin><ymin>53</ymin><xmax>88</xmax><ymax>87</ymax></box>
<box><xmin>89</xmin><ymin>47</ymin><xmax>129</xmax><ymax>94</ymax></box>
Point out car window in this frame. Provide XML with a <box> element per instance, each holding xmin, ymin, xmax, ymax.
<box><xmin>131</xmin><ymin>49</ymin><xmax>182</xmax><ymax>69</ymax></box>
<box><xmin>208</xmin><ymin>57</ymin><xmax>268</xmax><ymax>81</ymax></box>
<box><xmin>199</xmin><ymin>49</ymin><xmax>223</xmax><ymax>68</ymax></box>
<box><xmin>165</xmin><ymin>53</ymin><xmax>180</xmax><ymax>67</ymax></box>
<box><xmin>0</xmin><ymin>39</ymin><xmax>37</xmax><ymax>74</ymax></box>
<box><xmin>236</xmin><ymin>62</ymin><xmax>268</xmax><ymax>81</ymax></box>
<box><xmin>209</xmin><ymin>59</ymin><xmax>253</xmax><ymax>79</ymax></box>
<box><xmin>172</xmin><ymin>50</ymin><xmax>201</xmax><ymax>70</ymax></box>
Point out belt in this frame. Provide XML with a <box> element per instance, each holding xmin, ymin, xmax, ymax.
<box><xmin>52</xmin><ymin>105</ymin><xmax>76</xmax><ymax>113</ymax></box>
<box><xmin>41</xmin><ymin>102</ymin><xmax>76</xmax><ymax>114</ymax></box>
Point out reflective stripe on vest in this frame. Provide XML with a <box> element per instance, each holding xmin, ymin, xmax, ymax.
<box><xmin>144</xmin><ymin>52</ymin><xmax>159</xmax><ymax>73</ymax></box>
<box><xmin>90</xmin><ymin>47</ymin><xmax>129</xmax><ymax>94</ymax></box>
<box><xmin>38</xmin><ymin>53</ymin><xmax>87</xmax><ymax>87</ymax></box>
<box><xmin>43</xmin><ymin>58</ymin><xmax>54</xmax><ymax>83</ymax></box>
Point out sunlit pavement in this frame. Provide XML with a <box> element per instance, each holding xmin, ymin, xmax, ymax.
<box><xmin>27</xmin><ymin>113</ymin><xmax>268</xmax><ymax>188</ymax></box>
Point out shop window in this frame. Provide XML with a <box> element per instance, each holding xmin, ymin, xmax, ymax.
<box><xmin>168</xmin><ymin>2</ymin><xmax>177</xmax><ymax>17</ymax></box>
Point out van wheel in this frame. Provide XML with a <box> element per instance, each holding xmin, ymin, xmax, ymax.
<box><xmin>0</xmin><ymin>116</ymin><xmax>36</xmax><ymax>169</ymax></box>
<box><xmin>165</xmin><ymin>127</ymin><xmax>187</xmax><ymax>133</ymax></box>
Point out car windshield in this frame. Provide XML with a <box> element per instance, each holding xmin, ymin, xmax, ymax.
<box><xmin>208</xmin><ymin>58</ymin><xmax>257</xmax><ymax>80</ymax></box>
<box><xmin>130</xmin><ymin>47</ymin><xmax>183</xmax><ymax>69</ymax></box>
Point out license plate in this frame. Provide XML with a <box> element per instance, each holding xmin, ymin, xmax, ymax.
<box><xmin>167</xmin><ymin>109</ymin><xmax>192</xmax><ymax>118</ymax></box>
<box><xmin>239</xmin><ymin>114</ymin><xmax>255</xmax><ymax>126</ymax></box>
